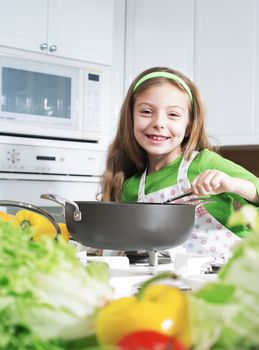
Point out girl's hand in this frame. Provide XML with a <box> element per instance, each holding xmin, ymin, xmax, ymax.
<box><xmin>191</xmin><ymin>169</ymin><xmax>234</xmax><ymax>196</ymax></box>
<box><xmin>191</xmin><ymin>170</ymin><xmax>259</xmax><ymax>203</ymax></box>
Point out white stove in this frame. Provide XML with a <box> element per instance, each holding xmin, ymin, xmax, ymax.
<box><xmin>79</xmin><ymin>251</ymin><xmax>218</xmax><ymax>298</ymax></box>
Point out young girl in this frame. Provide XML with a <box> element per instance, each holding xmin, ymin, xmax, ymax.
<box><xmin>100</xmin><ymin>66</ymin><xmax>259</xmax><ymax>262</ymax></box>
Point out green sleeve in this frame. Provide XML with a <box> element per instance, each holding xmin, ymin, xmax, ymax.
<box><xmin>189</xmin><ymin>149</ymin><xmax>259</xmax><ymax>193</ymax></box>
<box><xmin>188</xmin><ymin>149</ymin><xmax>259</xmax><ymax>238</ymax></box>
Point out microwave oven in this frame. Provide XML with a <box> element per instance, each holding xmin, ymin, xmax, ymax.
<box><xmin>0</xmin><ymin>49</ymin><xmax>110</xmax><ymax>145</ymax></box>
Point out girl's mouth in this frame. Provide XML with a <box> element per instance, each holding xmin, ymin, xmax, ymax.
<box><xmin>146</xmin><ymin>134</ymin><xmax>170</xmax><ymax>141</ymax></box>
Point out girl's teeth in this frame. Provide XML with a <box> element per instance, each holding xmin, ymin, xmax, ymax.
<box><xmin>149</xmin><ymin>135</ymin><xmax>167</xmax><ymax>141</ymax></box>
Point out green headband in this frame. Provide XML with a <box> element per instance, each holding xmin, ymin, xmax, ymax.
<box><xmin>133</xmin><ymin>71</ymin><xmax>193</xmax><ymax>104</ymax></box>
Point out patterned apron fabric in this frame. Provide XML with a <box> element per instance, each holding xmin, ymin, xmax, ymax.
<box><xmin>137</xmin><ymin>151</ymin><xmax>241</xmax><ymax>262</ymax></box>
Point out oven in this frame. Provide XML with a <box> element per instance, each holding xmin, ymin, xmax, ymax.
<box><xmin>0</xmin><ymin>135</ymin><xmax>106</xmax><ymax>220</ymax></box>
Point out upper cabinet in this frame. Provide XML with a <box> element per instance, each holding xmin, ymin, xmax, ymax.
<box><xmin>194</xmin><ymin>0</ymin><xmax>258</xmax><ymax>146</ymax></box>
<box><xmin>0</xmin><ymin>0</ymin><xmax>47</xmax><ymax>53</ymax></box>
<box><xmin>0</xmin><ymin>0</ymin><xmax>114</xmax><ymax>65</ymax></box>
<box><xmin>254</xmin><ymin>2</ymin><xmax>259</xmax><ymax>137</ymax></box>
<box><xmin>125</xmin><ymin>0</ymin><xmax>194</xmax><ymax>90</ymax></box>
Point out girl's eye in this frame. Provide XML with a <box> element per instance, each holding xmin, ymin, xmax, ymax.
<box><xmin>140</xmin><ymin>109</ymin><xmax>152</xmax><ymax>116</ymax></box>
<box><xmin>168</xmin><ymin>112</ymin><xmax>181</xmax><ymax>119</ymax></box>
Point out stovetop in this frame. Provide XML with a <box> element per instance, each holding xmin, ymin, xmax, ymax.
<box><xmin>77</xmin><ymin>250</ymin><xmax>218</xmax><ymax>298</ymax></box>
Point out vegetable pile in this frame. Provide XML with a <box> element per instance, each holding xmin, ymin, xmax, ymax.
<box><xmin>0</xmin><ymin>219</ymin><xmax>113</xmax><ymax>349</ymax></box>
<box><xmin>1</xmin><ymin>204</ymin><xmax>259</xmax><ymax>349</ymax></box>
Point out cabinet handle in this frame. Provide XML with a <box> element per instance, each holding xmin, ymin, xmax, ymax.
<box><xmin>49</xmin><ymin>45</ymin><xmax>57</xmax><ymax>53</ymax></box>
<box><xmin>40</xmin><ymin>42</ymin><xmax>48</xmax><ymax>51</ymax></box>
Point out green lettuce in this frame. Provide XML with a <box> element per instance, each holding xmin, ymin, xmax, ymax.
<box><xmin>0</xmin><ymin>221</ymin><xmax>114</xmax><ymax>349</ymax></box>
<box><xmin>189</xmin><ymin>205</ymin><xmax>259</xmax><ymax>350</ymax></box>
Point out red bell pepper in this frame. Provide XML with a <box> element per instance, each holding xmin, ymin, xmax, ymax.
<box><xmin>118</xmin><ymin>330</ymin><xmax>187</xmax><ymax>350</ymax></box>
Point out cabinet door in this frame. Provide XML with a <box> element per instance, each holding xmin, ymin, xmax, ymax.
<box><xmin>194</xmin><ymin>0</ymin><xmax>256</xmax><ymax>145</ymax></box>
<box><xmin>125</xmin><ymin>0</ymin><xmax>194</xmax><ymax>89</ymax></box>
<box><xmin>255</xmin><ymin>4</ymin><xmax>259</xmax><ymax>136</ymax></box>
<box><xmin>48</xmin><ymin>0</ymin><xmax>114</xmax><ymax>64</ymax></box>
<box><xmin>0</xmin><ymin>0</ymin><xmax>47</xmax><ymax>53</ymax></box>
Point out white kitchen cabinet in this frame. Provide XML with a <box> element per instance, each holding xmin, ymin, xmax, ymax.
<box><xmin>255</xmin><ymin>3</ymin><xmax>259</xmax><ymax>137</ymax></box>
<box><xmin>125</xmin><ymin>0</ymin><xmax>194</xmax><ymax>90</ymax></box>
<box><xmin>0</xmin><ymin>0</ymin><xmax>114</xmax><ymax>65</ymax></box>
<box><xmin>194</xmin><ymin>0</ymin><xmax>259</xmax><ymax>146</ymax></box>
<box><xmin>0</xmin><ymin>0</ymin><xmax>47</xmax><ymax>53</ymax></box>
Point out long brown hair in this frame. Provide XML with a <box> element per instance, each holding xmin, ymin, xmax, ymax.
<box><xmin>101</xmin><ymin>67</ymin><xmax>212</xmax><ymax>201</ymax></box>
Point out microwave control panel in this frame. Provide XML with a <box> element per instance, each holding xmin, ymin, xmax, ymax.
<box><xmin>84</xmin><ymin>73</ymin><xmax>102</xmax><ymax>131</ymax></box>
<box><xmin>0</xmin><ymin>142</ymin><xmax>106</xmax><ymax>177</ymax></box>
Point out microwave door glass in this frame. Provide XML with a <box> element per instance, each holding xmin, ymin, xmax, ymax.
<box><xmin>2</xmin><ymin>67</ymin><xmax>71</xmax><ymax>119</ymax></box>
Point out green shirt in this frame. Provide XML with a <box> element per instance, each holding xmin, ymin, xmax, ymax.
<box><xmin>121</xmin><ymin>149</ymin><xmax>259</xmax><ymax>238</ymax></box>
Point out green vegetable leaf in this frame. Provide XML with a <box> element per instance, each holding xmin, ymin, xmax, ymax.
<box><xmin>194</xmin><ymin>283</ymin><xmax>235</xmax><ymax>304</ymax></box>
<box><xmin>0</xmin><ymin>220</ymin><xmax>114</xmax><ymax>349</ymax></box>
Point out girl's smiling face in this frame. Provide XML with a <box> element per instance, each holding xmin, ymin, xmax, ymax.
<box><xmin>133</xmin><ymin>82</ymin><xmax>190</xmax><ymax>173</ymax></box>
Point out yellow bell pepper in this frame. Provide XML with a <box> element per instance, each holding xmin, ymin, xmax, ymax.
<box><xmin>58</xmin><ymin>222</ymin><xmax>71</xmax><ymax>242</ymax></box>
<box><xmin>0</xmin><ymin>211</ymin><xmax>14</xmax><ymax>223</ymax></box>
<box><xmin>96</xmin><ymin>272</ymin><xmax>192</xmax><ymax>349</ymax></box>
<box><xmin>0</xmin><ymin>209</ymin><xmax>71</xmax><ymax>242</ymax></box>
<box><xmin>14</xmin><ymin>209</ymin><xmax>57</xmax><ymax>241</ymax></box>
<box><xmin>13</xmin><ymin>209</ymin><xmax>71</xmax><ymax>242</ymax></box>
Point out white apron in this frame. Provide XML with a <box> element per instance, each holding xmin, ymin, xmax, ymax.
<box><xmin>137</xmin><ymin>151</ymin><xmax>241</xmax><ymax>263</ymax></box>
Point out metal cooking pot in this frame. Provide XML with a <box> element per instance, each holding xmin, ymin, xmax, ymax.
<box><xmin>41</xmin><ymin>193</ymin><xmax>201</xmax><ymax>251</ymax></box>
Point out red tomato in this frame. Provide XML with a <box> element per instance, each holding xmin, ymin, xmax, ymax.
<box><xmin>118</xmin><ymin>330</ymin><xmax>187</xmax><ymax>350</ymax></box>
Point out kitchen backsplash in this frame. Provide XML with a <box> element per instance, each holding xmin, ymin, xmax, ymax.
<box><xmin>220</xmin><ymin>146</ymin><xmax>259</xmax><ymax>177</ymax></box>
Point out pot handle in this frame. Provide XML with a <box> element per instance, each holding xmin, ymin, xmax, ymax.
<box><xmin>0</xmin><ymin>199</ymin><xmax>61</xmax><ymax>234</ymax></box>
<box><xmin>41</xmin><ymin>193</ymin><xmax>82</xmax><ymax>222</ymax></box>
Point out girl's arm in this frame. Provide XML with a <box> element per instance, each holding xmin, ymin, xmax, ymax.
<box><xmin>191</xmin><ymin>169</ymin><xmax>259</xmax><ymax>204</ymax></box>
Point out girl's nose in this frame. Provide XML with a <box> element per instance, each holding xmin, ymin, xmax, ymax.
<box><xmin>153</xmin><ymin>113</ymin><xmax>165</xmax><ymax>129</ymax></box>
